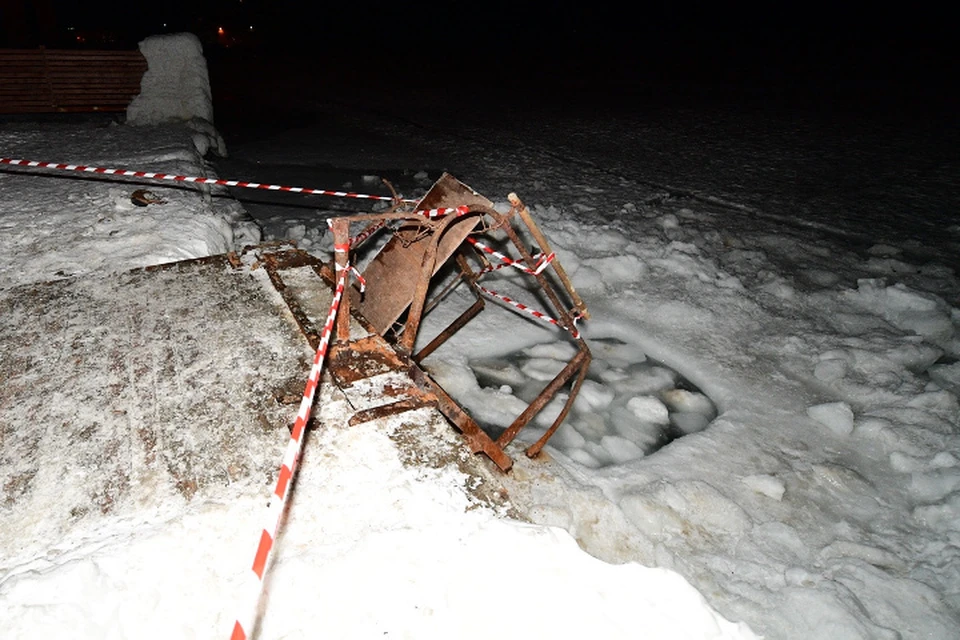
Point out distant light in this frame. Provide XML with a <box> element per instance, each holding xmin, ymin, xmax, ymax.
<box><xmin>249</xmin><ymin>25</ymin><xmax>254</xmax><ymax>31</ymax></box>
<box><xmin>218</xmin><ymin>27</ymin><xmax>225</xmax><ymax>35</ymax></box>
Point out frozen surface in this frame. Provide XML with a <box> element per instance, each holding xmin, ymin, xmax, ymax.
<box><xmin>2</xmin><ymin>60</ymin><xmax>959</xmax><ymax>639</ymax></box>
<box><xmin>213</xmin><ymin>86</ymin><xmax>959</xmax><ymax>639</ymax></box>
<box><xmin>0</xmin><ymin>117</ymin><xmax>755</xmax><ymax>638</ymax></box>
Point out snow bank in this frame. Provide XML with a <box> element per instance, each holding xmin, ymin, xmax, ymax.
<box><xmin>0</xmin><ymin>120</ymin><xmax>255</xmax><ymax>287</ymax></box>
<box><xmin>126</xmin><ymin>33</ymin><xmax>225</xmax><ymax>156</ymax></box>
<box><xmin>127</xmin><ymin>33</ymin><xmax>214</xmax><ymax>125</ymax></box>
<box><xmin>0</xmin><ymin>336</ymin><xmax>755</xmax><ymax>639</ymax></box>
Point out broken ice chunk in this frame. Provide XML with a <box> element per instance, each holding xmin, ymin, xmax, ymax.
<box><xmin>601</xmin><ymin>435</ymin><xmax>645</xmax><ymax>464</ymax></box>
<box><xmin>661</xmin><ymin>389</ymin><xmax>716</xmax><ymax>418</ymax></box>
<box><xmin>626</xmin><ymin>396</ymin><xmax>670</xmax><ymax>424</ymax></box>
<box><xmin>742</xmin><ymin>474</ymin><xmax>786</xmax><ymax>500</ymax></box>
<box><xmin>807</xmin><ymin>401</ymin><xmax>855</xmax><ymax>437</ymax></box>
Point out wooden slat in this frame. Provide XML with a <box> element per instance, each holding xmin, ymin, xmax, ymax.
<box><xmin>0</xmin><ymin>48</ymin><xmax>146</xmax><ymax>114</ymax></box>
<box><xmin>0</xmin><ymin>80</ymin><xmax>49</xmax><ymax>88</ymax></box>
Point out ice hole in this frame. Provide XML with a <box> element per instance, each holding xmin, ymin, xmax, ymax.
<box><xmin>468</xmin><ymin>337</ymin><xmax>718</xmax><ymax>468</ymax></box>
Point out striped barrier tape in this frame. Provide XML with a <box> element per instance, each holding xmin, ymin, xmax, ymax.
<box><xmin>0</xmin><ymin>157</ymin><xmax>413</xmax><ymax>203</ymax></box>
<box><xmin>466</xmin><ymin>236</ymin><xmax>555</xmax><ymax>275</ymax></box>
<box><xmin>0</xmin><ymin>158</ymin><xmax>477</xmax><ymax>220</ymax></box>
<box><xmin>475</xmin><ymin>284</ymin><xmax>581</xmax><ymax>338</ymax></box>
<box><xmin>475</xmin><ymin>251</ymin><xmax>552</xmax><ymax>276</ymax></box>
<box><xmin>231</xmin><ymin>238</ymin><xmax>353</xmax><ymax>640</ymax></box>
<box><xmin>419</xmin><ymin>204</ymin><xmax>471</xmax><ymax>219</ymax></box>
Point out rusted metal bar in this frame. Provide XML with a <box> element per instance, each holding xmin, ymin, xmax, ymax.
<box><xmin>508</xmin><ymin>192</ymin><xmax>590</xmax><ymax>320</ymax></box>
<box><xmin>347</xmin><ymin>397</ymin><xmax>434</xmax><ymax>427</ymax></box>
<box><xmin>416</xmin><ymin>248</ymin><xmax>478</xmax><ymax>321</ymax></box>
<box><xmin>261</xmin><ymin>246</ymin><xmax>324</xmax><ymax>270</ymax></box>
<box><xmin>412</xmin><ymin>297</ymin><xmax>485</xmax><ymax>364</ymax></box>
<box><xmin>329</xmin><ymin>335</ymin><xmax>409</xmax><ymax>385</ymax></box>
<box><xmin>397</xmin><ymin>228</ymin><xmax>441</xmax><ymax>355</ymax></box>
<box><xmin>407</xmin><ymin>363</ymin><xmax>513</xmax><ymax>471</ymax></box>
<box><xmin>331</xmin><ymin>218</ymin><xmax>351</xmax><ymax>343</ymax></box>
<box><xmin>525</xmin><ymin>357</ymin><xmax>591</xmax><ymax>458</ymax></box>
<box><xmin>418</xmin><ymin>270</ymin><xmax>464</xmax><ymax>319</ymax></box>
<box><xmin>496</xmin><ymin>348</ymin><xmax>591</xmax><ymax>449</ymax></box>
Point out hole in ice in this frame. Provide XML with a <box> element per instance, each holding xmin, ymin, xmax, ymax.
<box><xmin>468</xmin><ymin>336</ymin><xmax>718</xmax><ymax>468</ymax></box>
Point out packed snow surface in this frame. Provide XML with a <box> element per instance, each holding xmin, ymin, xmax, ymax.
<box><xmin>2</xmin><ymin>59</ymin><xmax>960</xmax><ymax>640</ymax></box>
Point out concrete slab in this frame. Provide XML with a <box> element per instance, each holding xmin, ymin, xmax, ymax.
<box><xmin>0</xmin><ymin>247</ymin><xmax>510</xmax><ymax>569</ymax></box>
<box><xmin>0</xmin><ymin>253</ymin><xmax>315</xmax><ymax>559</ymax></box>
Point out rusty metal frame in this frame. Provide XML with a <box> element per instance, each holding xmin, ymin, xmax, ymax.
<box><xmin>259</xmin><ymin>174</ymin><xmax>591</xmax><ymax>472</ymax></box>
<box><xmin>404</xmin><ymin>187</ymin><xmax>592</xmax><ymax>462</ymax></box>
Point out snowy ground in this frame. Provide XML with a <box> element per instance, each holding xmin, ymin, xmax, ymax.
<box><xmin>0</xmin><ymin>115</ymin><xmax>754</xmax><ymax>639</ymax></box>
<box><xmin>1</xmin><ymin>80</ymin><xmax>959</xmax><ymax>640</ymax></box>
<box><xmin>214</xmin><ymin>85</ymin><xmax>960</xmax><ymax>640</ymax></box>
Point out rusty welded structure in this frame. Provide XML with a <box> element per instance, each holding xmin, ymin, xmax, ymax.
<box><xmin>263</xmin><ymin>174</ymin><xmax>591</xmax><ymax>471</ymax></box>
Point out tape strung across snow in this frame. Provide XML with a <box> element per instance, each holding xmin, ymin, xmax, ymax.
<box><xmin>232</xmin><ymin>238</ymin><xmax>354</xmax><ymax>640</ymax></box>
<box><xmin>0</xmin><ymin>157</ymin><xmax>410</xmax><ymax>203</ymax></box>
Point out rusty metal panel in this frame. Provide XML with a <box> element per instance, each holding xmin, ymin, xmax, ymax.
<box><xmin>351</xmin><ymin>174</ymin><xmax>492</xmax><ymax>335</ymax></box>
<box><xmin>329</xmin><ymin>335</ymin><xmax>411</xmax><ymax>386</ymax></box>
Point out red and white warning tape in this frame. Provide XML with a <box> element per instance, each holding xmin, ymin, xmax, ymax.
<box><xmin>0</xmin><ymin>157</ymin><xmax>413</xmax><ymax>203</ymax></box>
<box><xmin>466</xmin><ymin>236</ymin><xmax>555</xmax><ymax>276</ymax></box>
<box><xmin>476</xmin><ymin>284</ymin><xmax>580</xmax><ymax>338</ymax></box>
<box><xmin>0</xmin><ymin>159</ymin><xmax>479</xmax><ymax>220</ymax></box>
<box><xmin>465</xmin><ymin>234</ymin><xmax>574</xmax><ymax>336</ymax></box>
<box><xmin>419</xmin><ymin>205</ymin><xmax>471</xmax><ymax>219</ymax></box>
<box><xmin>231</xmin><ymin>238</ymin><xmax>353</xmax><ymax>640</ymax></box>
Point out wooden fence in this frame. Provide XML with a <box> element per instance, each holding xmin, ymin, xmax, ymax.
<box><xmin>0</xmin><ymin>47</ymin><xmax>147</xmax><ymax>114</ymax></box>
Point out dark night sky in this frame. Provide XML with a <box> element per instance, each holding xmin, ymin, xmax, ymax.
<box><xmin>31</xmin><ymin>1</ymin><xmax>951</xmax><ymax>57</ymax></box>
<box><xmin>4</xmin><ymin>1</ymin><xmax>956</xmax><ymax>108</ymax></box>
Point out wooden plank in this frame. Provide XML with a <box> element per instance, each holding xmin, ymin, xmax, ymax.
<box><xmin>46</xmin><ymin>62</ymin><xmax>147</xmax><ymax>70</ymax></box>
<box><xmin>0</xmin><ymin>81</ymin><xmax>48</xmax><ymax>88</ymax></box>
<box><xmin>0</xmin><ymin>48</ymin><xmax>146</xmax><ymax>114</ymax></box>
